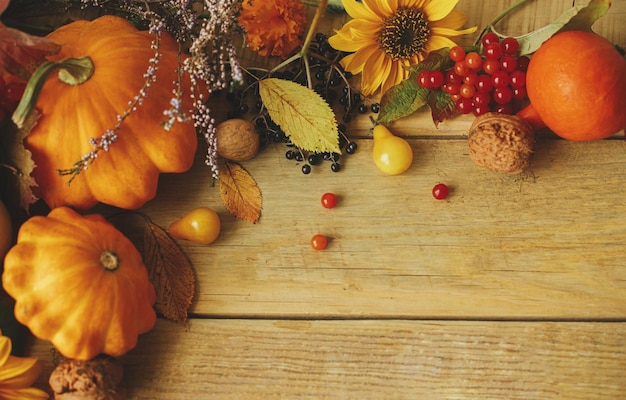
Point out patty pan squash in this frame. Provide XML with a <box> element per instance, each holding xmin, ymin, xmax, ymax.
<box><xmin>2</xmin><ymin>206</ymin><xmax>157</xmax><ymax>360</ymax></box>
<box><xmin>20</xmin><ymin>15</ymin><xmax>200</xmax><ymax>210</ymax></box>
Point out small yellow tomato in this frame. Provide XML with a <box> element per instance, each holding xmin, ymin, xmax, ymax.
<box><xmin>372</xmin><ymin>125</ymin><xmax>413</xmax><ymax>175</ymax></box>
<box><xmin>0</xmin><ymin>200</ymin><xmax>12</xmax><ymax>263</ymax></box>
<box><xmin>168</xmin><ymin>207</ymin><xmax>221</xmax><ymax>245</ymax></box>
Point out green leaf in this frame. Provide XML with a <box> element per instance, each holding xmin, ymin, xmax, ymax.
<box><xmin>377</xmin><ymin>78</ymin><xmax>428</xmax><ymax>125</ymax></box>
<box><xmin>259</xmin><ymin>78</ymin><xmax>340</xmax><ymax>154</ymax></box>
<box><xmin>484</xmin><ymin>0</ymin><xmax>611</xmax><ymax>55</ymax></box>
<box><xmin>377</xmin><ymin>48</ymin><xmax>456</xmax><ymax>125</ymax></box>
<box><xmin>426</xmin><ymin>91</ymin><xmax>457</xmax><ymax>127</ymax></box>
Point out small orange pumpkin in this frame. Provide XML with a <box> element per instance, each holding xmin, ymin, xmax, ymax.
<box><xmin>20</xmin><ymin>15</ymin><xmax>200</xmax><ymax>210</ymax></box>
<box><xmin>2</xmin><ymin>206</ymin><xmax>156</xmax><ymax>360</ymax></box>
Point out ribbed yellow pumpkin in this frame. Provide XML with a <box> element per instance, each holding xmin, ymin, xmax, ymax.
<box><xmin>21</xmin><ymin>15</ymin><xmax>200</xmax><ymax>210</ymax></box>
<box><xmin>2</xmin><ymin>206</ymin><xmax>156</xmax><ymax>360</ymax></box>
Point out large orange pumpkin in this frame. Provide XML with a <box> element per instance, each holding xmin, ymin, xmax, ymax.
<box><xmin>20</xmin><ymin>16</ymin><xmax>200</xmax><ymax>210</ymax></box>
<box><xmin>2</xmin><ymin>206</ymin><xmax>156</xmax><ymax>360</ymax></box>
<box><xmin>521</xmin><ymin>30</ymin><xmax>626</xmax><ymax>141</ymax></box>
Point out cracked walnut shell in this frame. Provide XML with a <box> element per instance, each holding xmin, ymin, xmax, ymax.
<box><xmin>215</xmin><ymin>118</ymin><xmax>260</xmax><ymax>161</ymax></box>
<box><xmin>468</xmin><ymin>112</ymin><xmax>535</xmax><ymax>174</ymax></box>
<box><xmin>49</xmin><ymin>356</ymin><xmax>126</xmax><ymax>399</ymax></box>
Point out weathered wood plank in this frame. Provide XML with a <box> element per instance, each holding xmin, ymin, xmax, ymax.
<box><xmin>28</xmin><ymin>319</ymin><xmax>626</xmax><ymax>399</ymax></box>
<box><xmin>131</xmin><ymin>138</ymin><xmax>626</xmax><ymax>319</ymax></box>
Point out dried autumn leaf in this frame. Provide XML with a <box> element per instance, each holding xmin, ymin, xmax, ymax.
<box><xmin>259</xmin><ymin>78</ymin><xmax>340</xmax><ymax>153</ymax></box>
<box><xmin>0</xmin><ymin>111</ymin><xmax>39</xmax><ymax>211</ymax></box>
<box><xmin>219</xmin><ymin>162</ymin><xmax>262</xmax><ymax>224</ymax></box>
<box><xmin>0</xmin><ymin>23</ymin><xmax>61</xmax><ymax>79</ymax></box>
<box><xmin>143</xmin><ymin>219</ymin><xmax>195</xmax><ymax>324</ymax></box>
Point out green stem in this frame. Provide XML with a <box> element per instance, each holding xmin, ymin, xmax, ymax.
<box><xmin>300</xmin><ymin>0</ymin><xmax>329</xmax><ymax>57</ymax></box>
<box><xmin>269</xmin><ymin>0</ymin><xmax>330</xmax><ymax>76</ymax></box>
<box><xmin>473</xmin><ymin>0</ymin><xmax>531</xmax><ymax>46</ymax></box>
<box><xmin>12</xmin><ymin>56</ymin><xmax>94</xmax><ymax>128</ymax></box>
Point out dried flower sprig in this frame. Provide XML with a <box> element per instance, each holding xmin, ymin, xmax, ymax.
<box><xmin>57</xmin><ymin>33</ymin><xmax>163</xmax><ymax>182</ymax></box>
<box><xmin>70</xmin><ymin>0</ymin><xmax>245</xmax><ymax>179</ymax></box>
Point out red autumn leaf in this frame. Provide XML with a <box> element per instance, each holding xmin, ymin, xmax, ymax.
<box><xmin>0</xmin><ymin>23</ymin><xmax>61</xmax><ymax>79</ymax></box>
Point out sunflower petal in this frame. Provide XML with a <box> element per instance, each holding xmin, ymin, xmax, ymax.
<box><xmin>362</xmin><ymin>0</ymin><xmax>391</xmax><ymax>19</ymax></box>
<box><xmin>424</xmin><ymin>0</ymin><xmax>460</xmax><ymax>21</ymax></box>
<box><xmin>430</xmin><ymin>9</ymin><xmax>468</xmax><ymax>29</ymax></box>
<box><xmin>0</xmin><ymin>356</ymin><xmax>42</xmax><ymax>387</ymax></box>
<box><xmin>431</xmin><ymin>25</ymin><xmax>477</xmax><ymax>37</ymax></box>
<box><xmin>362</xmin><ymin>52</ymin><xmax>392</xmax><ymax>95</ymax></box>
<box><xmin>0</xmin><ymin>387</ymin><xmax>49</xmax><ymax>400</ymax></box>
<box><xmin>424</xmin><ymin>34</ymin><xmax>458</xmax><ymax>52</ymax></box>
<box><xmin>0</xmin><ymin>337</ymin><xmax>11</xmax><ymax>368</ymax></box>
<box><xmin>400</xmin><ymin>0</ymin><xmax>428</xmax><ymax>9</ymax></box>
<box><xmin>342</xmin><ymin>0</ymin><xmax>379</xmax><ymax>20</ymax></box>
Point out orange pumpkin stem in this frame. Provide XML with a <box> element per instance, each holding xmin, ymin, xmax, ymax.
<box><xmin>516</xmin><ymin>104</ymin><xmax>546</xmax><ymax>131</ymax></box>
<box><xmin>100</xmin><ymin>251</ymin><xmax>120</xmax><ymax>272</ymax></box>
<box><xmin>12</xmin><ymin>56</ymin><xmax>94</xmax><ymax>128</ymax></box>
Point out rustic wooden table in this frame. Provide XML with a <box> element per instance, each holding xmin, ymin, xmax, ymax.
<box><xmin>27</xmin><ymin>1</ymin><xmax>626</xmax><ymax>398</ymax></box>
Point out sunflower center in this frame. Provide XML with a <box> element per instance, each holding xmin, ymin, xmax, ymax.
<box><xmin>379</xmin><ymin>8</ymin><xmax>431</xmax><ymax>60</ymax></box>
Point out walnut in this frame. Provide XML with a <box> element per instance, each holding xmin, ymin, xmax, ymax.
<box><xmin>215</xmin><ymin>118</ymin><xmax>260</xmax><ymax>161</ymax></box>
<box><xmin>49</xmin><ymin>356</ymin><xmax>126</xmax><ymax>400</ymax></box>
<box><xmin>467</xmin><ymin>112</ymin><xmax>535</xmax><ymax>174</ymax></box>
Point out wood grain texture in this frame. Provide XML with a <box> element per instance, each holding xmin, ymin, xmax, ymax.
<box><xmin>29</xmin><ymin>319</ymin><xmax>626</xmax><ymax>399</ymax></box>
<box><xmin>22</xmin><ymin>2</ymin><xmax>626</xmax><ymax>398</ymax></box>
<box><xmin>135</xmin><ymin>137</ymin><xmax>626</xmax><ymax>319</ymax></box>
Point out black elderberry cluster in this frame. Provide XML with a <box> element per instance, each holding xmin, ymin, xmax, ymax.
<box><xmin>221</xmin><ymin>32</ymin><xmax>380</xmax><ymax>175</ymax></box>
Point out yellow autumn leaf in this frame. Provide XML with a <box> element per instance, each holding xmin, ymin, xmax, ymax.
<box><xmin>219</xmin><ymin>162</ymin><xmax>262</xmax><ymax>224</ymax></box>
<box><xmin>259</xmin><ymin>78</ymin><xmax>340</xmax><ymax>154</ymax></box>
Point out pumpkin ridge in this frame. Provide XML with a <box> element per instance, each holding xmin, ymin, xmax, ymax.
<box><xmin>2</xmin><ymin>206</ymin><xmax>157</xmax><ymax>360</ymax></box>
<box><xmin>23</xmin><ymin>15</ymin><xmax>202</xmax><ymax>210</ymax></box>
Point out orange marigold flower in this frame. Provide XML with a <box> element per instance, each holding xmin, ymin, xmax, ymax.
<box><xmin>238</xmin><ymin>0</ymin><xmax>308</xmax><ymax>58</ymax></box>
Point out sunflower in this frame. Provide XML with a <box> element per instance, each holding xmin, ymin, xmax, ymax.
<box><xmin>328</xmin><ymin>0</ymin><xmax>477</xmax><ymax>96</ymax></box>
<box><xmin>0</xmin><ymin>334</ymin><xmax>48</xmax><ymax>399</ymax></box>
<box><xmin>238</xmin><ymin>0</ymin><xmax>308</xmax><ymax>59</ymax></box>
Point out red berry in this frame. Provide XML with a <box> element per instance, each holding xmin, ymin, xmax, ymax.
<box><xmin>501</xmin><ymin>37</ymin><xmax>520</xmax><ymax>55</ymax></box>
<box><xmin>482</xmin><ymin>59</ymin><xmax>500</xmax><ymax>75</ymax></box>
<box><xmin>432</xmin><ymin>183</ymin><xmax>449</xmax><ymax>200</ymax></box>
<box><xmin>481</xmin><ymin>32</ymin><xmax>499</xmax><ymax>47</ymax></box>
<box><xmin>428</xmin><ymin>70</ymin><xmax>445</xmax><ymax>88</ymax></box>
<box><xmin>464</xmin><ymin>52</ymin><xmax>483</xmax><ymax>70</ymax></box>
<box><xmin>445</xmin><ymin>69</ymin><xmax>462</xmax><ymax>85</ymax></box>
<box><xmin>459</xmin><ymin>83</ymin><xmax>476</xmax><ymax>99</ymax></box>
<box><xmin>499</xmin><ymin>55</ymin><xmax>518</xmax><ymax>72</ymax></box>
<box><xmin>509</xmin><ymin>70</ymin><xmax>526</xmax><ymax>89</ymax></box>
<box><xmin>475</xmin><ymin>74</ymin><xmax>493</xmax><ymax>93</ymax></box>
<box><xmin>493</xmin><ymin>103</ymin><xmax>514</xmax><ymax>114</ymax></box>
<box><xmin>512</xmin><ymin>86</ymin><xmax>528</xmax><ymax>101</ymax></box>
<box><xmin>463</xmin><ymin>71</ymin><xmax>478</xmax><ymax>86</ymax></box>
<box><xmin>455</xmin><ymin>97</ymin><xmax>473</xmax><ymax>114</ymax></box>
<box><xmin>473</xmin><ymin>92</ymin><xmax>491</xmax><ymax>106</ymax></box>
<box><xmin>321</xmin><ymin>192</ymin><xmax>338</xmax><ymax>209</ymax></box>
<box><xmin>473</xmin><ymin>104</ymin><xmax>490</xmax><ymax>116</ymax></box>
<box><xmin>449</xmin><ymin>45</ymin><xmax>466</xmax><ymax>62</ymax></box>
<box><xmin>493</xmin><ymin>87</ymin><xmax>513</xmax><ymax>105</ymax></box>
<box><xmin>516</xmin><ymin>55</ymin><xmax>530</xmax><ymax>72</ymax></box>
<box><xmin>454</xmin><ymin>61</ymin><xmax>471</xmax><ymax>77</ymax></box>
<box><xmin>491</xmin><ymin>70</ymin><xmax>510</xmax><ymax>88</ymax></box>
<box><xmin>311</xmin><ymin>234</ymin><xmax>328</xmax><ymax>250</ymax></box>
<box><xmin>442</xmin><ymin>83</ymin><xmax>461</xmax><ymax>95</ymax></box>
<box><xmin>417</xmin><ymin>70</ymin><xmax>431</xmax><ymax>89</ymax></box>
<box><xmin>484</xmin><ymin>42</ymin><xmax>502</xmax><ymax>60</ymax></box>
